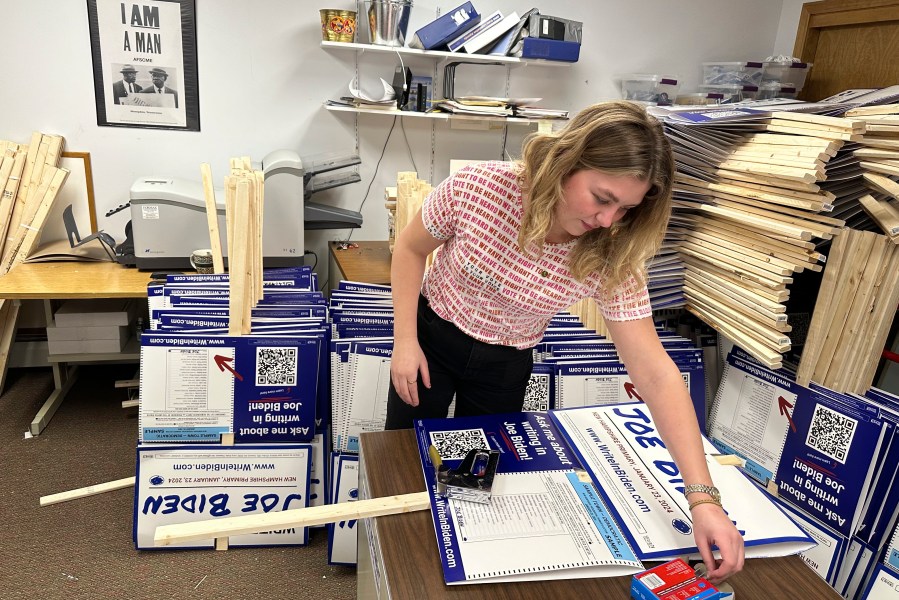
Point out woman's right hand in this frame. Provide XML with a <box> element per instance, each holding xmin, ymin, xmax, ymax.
<box><xmin>391</xmin><ymin>337</ymin><xmax>431</xmax><ymax>406</ymax></box>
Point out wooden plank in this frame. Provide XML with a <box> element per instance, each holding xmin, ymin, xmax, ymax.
<box><xmin>685</xmin><ymin>290</ymin><xmax>791</xmax><ymax>350</ymax></box>
<box><xmin>228</xmin><ymin>178</ymin><xmax>251</xmax><ymax>336</ymax></box>
<box><xmin>766</xmin><ymin>123</ymin><xmax>862</xmax><ymax>142</ymax></box>
<box><xmin>771</xmin><ymin>111</ymin><xmax>866</xmax><ymax>131</ymax></box>
<box><xmin>688</xmin><ymin>215</ymin><xmax>824</xmax><ymax>261</ymax></box>
<box><xmin>697</xmin><ymin>203</ymin><xmax>815</xmax><ymax>240</ymax></box>
<box><xmin>703</xmin><ymin>197</ymin><xmax>837</xmax><ymax>239</ymax></box>
<box><xmin>796</xmin><ymin>230</ymin><xmax>850</xmax><ymax>386</ymax></box>
<box><xmin>841</xmin><ymin>240</ymin><xmax>896</xmax><ymax>392</ymax></box>
<box><xmin>684</xmin><ymin>273</ymin><xmax>788</xmax><ymax>327</ymax></box>
<box><xmin>769</xmin><ymin>117</ymin><xmax>864</xmax><ymax>135</ymax></box>
<box><xmin>254</xmin><ymin>170</ymin><xmax>265</xmax><ymax>306</ymax></box>
<box><xmin>678</xmin><ymin>228</ymin><xmax>803</xmax><ymax>273</ymax></box>
<box><xmin>822</xmin><ymin>235</ymin><xmax>889</xmax><ymax>390</ymax></box>
<box><xmin>199</xmin><ymin>163</ymin><xmax>226</xmax><ymax>274</ymax></box>
<box><xmin>861</xmin><ymin>137</ymin><xmax>899</xmax><ymax>150</ymax></box>
<box><xmin>155</xmin><ymin>491</ymin><xmax>433</xmax><ymax>546</ymax></box>
<box><xmin>712</xmin><ymin>167</ymin><xmax>824</xmax><ymax>192</ymax></box>
<box><xmin>812</xmin><ymin>230</ymin><xmax>873</xmax><ymax>384</ymax></box>
<box><xmin>860</xmin><ymin>160</ymin><xmax>899</xmax><ymax>177</ymax></box>
<box><xmin>679</xmin><ymin>255</ymin><xmax>790</xmax><ymax>301</ymax></box>
<box><xmin>678</xmin><ymin>244</ymin><xmax>790</xmax><ymax>288</ymax></box>
<box><xmin>845</xmin><ymin>104</ymin><xmax>899</xmax><ymax>117</ymax></box>
<box><xmin>713</xmin><ymin>158</ymin><xmax>824</xmax><ymax>181</ymax></box>
<box><xmin>16</xmin><ymin>167</ymin><xmax>70</xmax><ymax>263</ymax></box>
<box><xmin>854</xmin><ymin>147</ymin><xmax>899</xmax><ymax>160</ymax></box>
<box><xmin>679</xmin><ymin>237</ymin><xmax>795</xmax><ymax>276</ymax></box>
<box><xmin>0</xmin><ymin>300</ymin><xmax>20</xmax><ymax>392</ymax></box>
<box><xmin>858</xmin><ymin>194</ymin><xmax>899</xmax><ymax>237</ymax></box>
<box><xmin>1</xmin><ymin>167</ymin><xmax>56</xmax><ymax>272</ymax></box>
<box><xmin>856</xmin><ymin>246</ymin><xmax>899</xmax><ymax>392</ymax></box>
<box><xmin>40</xmin><ymin>477</ymin><xmax>136</xmax><ymax>507</ymax></box>
<box><xmin>685</xmin><ymin>305</ymin><xmax>783</xmax><ymax>369</ymax></box>
<box><xmin>16</xmin><ymin>132</ymin><xmax>41</xmax><ymax>206</ymax></box>
<box><xmin>730</xmin><ymin>146</ymin><xmax>832</xmax><ymax>162</ymax></box>
<box><xmin>718</xmin><ymin>152</ymin><xmax>826</xmax><ymax>171</ymax></box>
<box><xmin>684</xmin><ymin>264</ymin><xmax>786</xmax><ymax>313</ymax></box>
<box><xmin>0</xmin><ymin>152</ymin><xmax>26</xmax><ymax>251</ymax></box>
<box><xmin>743</xmin><ymin>133</ymin><xmax>841</xmax><ymax>153</ymax></box>
<box><xmin>675</xmin><ymin>176</ymin><xmax>828</xmax><ymax>211</ymax></box>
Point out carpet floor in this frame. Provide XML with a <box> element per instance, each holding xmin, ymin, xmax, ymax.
<box><xmin>0</xmin><ymin>365</ymin><xmax>357</xmax><ymax>600</ymax></box>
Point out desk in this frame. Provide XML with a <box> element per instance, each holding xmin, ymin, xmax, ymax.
<box><xmin>328</xmin><ymin>241</ymin><xmax>391</xmax><ymax>293</ymax></box>
<box><xmin>357</xmin><ymin>429</ymin><xmax>841</xmax><ymax>600</ymax></box>
<box><xmin>0</xmin><ymin>262</ymin><xmax>153</xmax><ymax>434</ymax></box>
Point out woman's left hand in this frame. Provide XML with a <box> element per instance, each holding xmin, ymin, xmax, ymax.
<box><xmin>690</xmin><ymin>503</ymin><xmax>745</xmax><ymax>585</ymax></box>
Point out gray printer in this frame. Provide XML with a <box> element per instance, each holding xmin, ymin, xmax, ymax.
<box><xmin>127</xmin><ymin>149</ymin><xmax>362</xmax><ymax>270</ymax></box>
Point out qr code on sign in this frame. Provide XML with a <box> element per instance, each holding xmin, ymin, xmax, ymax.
<box><xmin>523</xmin><ymin>373</ymin><xmax>550</xmax><ymax>412</ymax></box>
<box><xmin>806</xmin><ymin>404</ymin><xmax>857</xmax><ymax>464</ymax></box>
<box><xmin>430</xmin><ymin>429</ymin><xmax>489</xmax><ymax>460</ymax></box>
<box><xmin>255</xmin><ymin>347</ymin><xmax>297</xmax><ymax>386</ymax></box>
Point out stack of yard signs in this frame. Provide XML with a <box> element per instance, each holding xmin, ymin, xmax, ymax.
<box><xmin>707</xmin><ymin>347</ymin><xmax>899</xmax><ymax>595</ymax></box>
<box><xmin>0</xmin><ymin>132</ymin><xmax>68</xmax><ymax>389</ymax></box>
<box><xmin>326</xmin><ymin>280</ymin><xmax>393</xmax><ymax>565</ymax></box>
<box><xmin>795</xmin><ymin>227</ymin><xmax>899</xmax><ymax>394</ymax></box>
<box><xmin>134</xmin><ymin>158</ymin><xmax>328</xmax><ymax>551</ymax></box>
<box><xmin>660</xmin><ymin>110</ymin><xmax>851</xmax><ymax>369</ymax></box>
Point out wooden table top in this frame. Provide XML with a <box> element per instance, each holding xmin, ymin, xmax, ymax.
<box><xmin>0</xmin><ymin>262</ymin><xmax>155</xmax><ymax>299</ymax></box>
<box><xmin>329</xmin><ymin>241</ymin><xmax>391</xmax><ymax>285</ymax></box>
<box><xmin>359</xmin><ymin>429</ymin><xmax>841</xmax><ymax>600</ymax></box>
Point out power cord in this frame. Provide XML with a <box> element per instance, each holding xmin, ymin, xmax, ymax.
<box><xmin>345</xmin><ymin>115</ymin><xmax>398</xmax><ymax>243</ymax></box>
<box><xmin>401</xmin><ymin>117</ymin><xmax>418</xmax><ymax>173</ymax></box>
<box><xmin>304</xmin><ymin>250</ymin><xmax>318</xmax><ymax>271</ymax></box>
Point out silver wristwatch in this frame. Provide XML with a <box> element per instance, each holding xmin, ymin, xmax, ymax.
<box><xmin>683</xmin><ymin>484</ymin><xmax>721</xmax><ymax>503</ymax></box>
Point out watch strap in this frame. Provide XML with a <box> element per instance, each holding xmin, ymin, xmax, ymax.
<box><xmin>683</xmin><ymin>484</ymin><xmax>720</xmax><ymax>501</ymax></box>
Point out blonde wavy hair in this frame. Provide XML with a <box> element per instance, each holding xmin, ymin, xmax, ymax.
<box><xmin>518</xmin><ymin>101</ymin><xmax>673</xmax><ymax>289</ymax></box>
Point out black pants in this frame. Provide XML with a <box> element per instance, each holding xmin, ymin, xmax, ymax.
<box><xmin>385</xmin><ymin>295</ymin><xmax>533</xmax><ymax>430</ymax></box>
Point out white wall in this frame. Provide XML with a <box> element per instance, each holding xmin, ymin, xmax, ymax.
<box><xmin>772</xmin><ymin>0</ymin><xmax>807</xmax><ymax>57</ymax></box>
<box><xmin>1</xmin><ymin>0</ymin><xmax>786</xmax><ymax>283</ymax></box>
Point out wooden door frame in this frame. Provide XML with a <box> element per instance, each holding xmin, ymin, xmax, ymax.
<box><xmin>794</xmin><ymin>0</ymin><xmax>899</xmax><ymax>61</ymax></box>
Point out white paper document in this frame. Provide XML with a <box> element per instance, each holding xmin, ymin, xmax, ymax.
<box><xmin>441</xmin><ymin>469</ymin><xmax>642</xmax><ymax>583</ymax></box>
<box><xmin>551</xmin><ymin>404</ymin><xmax>816</xmax><ymax>560</ymax></box>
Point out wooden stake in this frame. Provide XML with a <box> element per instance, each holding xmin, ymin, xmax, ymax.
<box><xmin>40</xmin><ymin>476</ymin><xmax>136</xmax><ymax>507</ymax></box>
<box><xmin>199</xmin><ymin>163</ymin><xmax>226</xmax><ymax>274</ymax></box>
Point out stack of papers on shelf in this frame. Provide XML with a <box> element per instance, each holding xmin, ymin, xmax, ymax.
<box><xmin>513</xmin><ymin>106</ymin><xmax>569</xmax><ymax>119</ymax></box>
<box><xmin>431</xmin><ymin>99</ymin><xmax>512</xmax><ymax>116</ymax></box>
<box><xmin>433</xmin><ymin>95</ymin><xmax>568</xmax><ymax>119</ymax></box>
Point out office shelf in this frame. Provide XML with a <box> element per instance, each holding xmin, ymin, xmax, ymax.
<box><xmin>320</xmin><ymin>41</ymin><xmax>572</xmax><ymax>67</ymax></box>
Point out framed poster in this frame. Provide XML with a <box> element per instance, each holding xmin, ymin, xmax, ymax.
<box><xmin>86</xmin><ymin>0</ymin><xmax>200</xmax><ymax>131</ymax></box>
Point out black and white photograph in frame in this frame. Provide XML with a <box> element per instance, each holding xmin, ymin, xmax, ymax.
<box><xmin>87</xmin><ymin>0</ymin><xmax>199</xmax><ymax>131</ymax></box>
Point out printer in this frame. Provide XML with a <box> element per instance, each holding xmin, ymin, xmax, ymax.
<box><xmin>125</xmin><ymin>149</ymin><xmax>363</xmax><ymax>270</ymax></box>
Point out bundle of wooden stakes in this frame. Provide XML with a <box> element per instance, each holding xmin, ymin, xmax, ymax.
<box><xmin>796</xmin><ymin>228</ymin><xmax>899</xmax><ymax>394</ymax></box>
<box><xmin>847</xmin><ymin>104</ymin><xmax>899</xmax><ymax>244</ymax></box>
<box><xmin>220</xmin><ymin>157</ymin><xmax>264</xmax><ymax>335</ymax></box>
<box><xmin>664</xmin><ymin>111</ymin><xmax>859</xmax><ymax>369</ymax></box>
<box><xmin>0</xmin><ymin>132</ymin><xmax>69</xmax><ymax>389</ymax></box>
<box><xmin>391</xmin><ymin>171</ymin><xmax>436</xmax><ymax>267</ymax></box>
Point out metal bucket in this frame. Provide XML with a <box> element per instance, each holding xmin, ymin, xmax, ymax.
<box><xmin>358</xmin><ymin>0</ymin><xmax>412</xmax><ymax>47</ymax></box>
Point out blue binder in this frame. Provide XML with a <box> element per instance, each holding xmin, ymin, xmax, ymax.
<box><xmin>408</xmin><ymin>2</ymin><xmax>480</xmax><ymax>50</ymax></box>
<box><xmin>520</xmin><ymin>37</ymin><xmax>581</xmax><ymax>62</ymax></box>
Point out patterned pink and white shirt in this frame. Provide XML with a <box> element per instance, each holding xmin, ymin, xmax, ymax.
<box><xmin>421</xmin><ymin>161</ymin><xmax>652</xmax><ymax>349</ymax></box>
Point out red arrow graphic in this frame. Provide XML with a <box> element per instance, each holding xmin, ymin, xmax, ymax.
<box><xmin>214</xmin><ymin>355</ymin><xmax>243</xmax><ymax>381</ymax></box>
<box><xmin>624</xmin><ymin>382</ymin><xmax>643</xmax><ymax>401</ymax></box>
<box><xmin>778</xmin><ymin>396</ymin><xmax>796</xmax><ymax>433</ymax></box>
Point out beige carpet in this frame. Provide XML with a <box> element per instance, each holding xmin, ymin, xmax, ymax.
<box><xmin>0</xmin><ymin>365</ymin><xmax>356</xmax><ymax>600</ymax></box>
